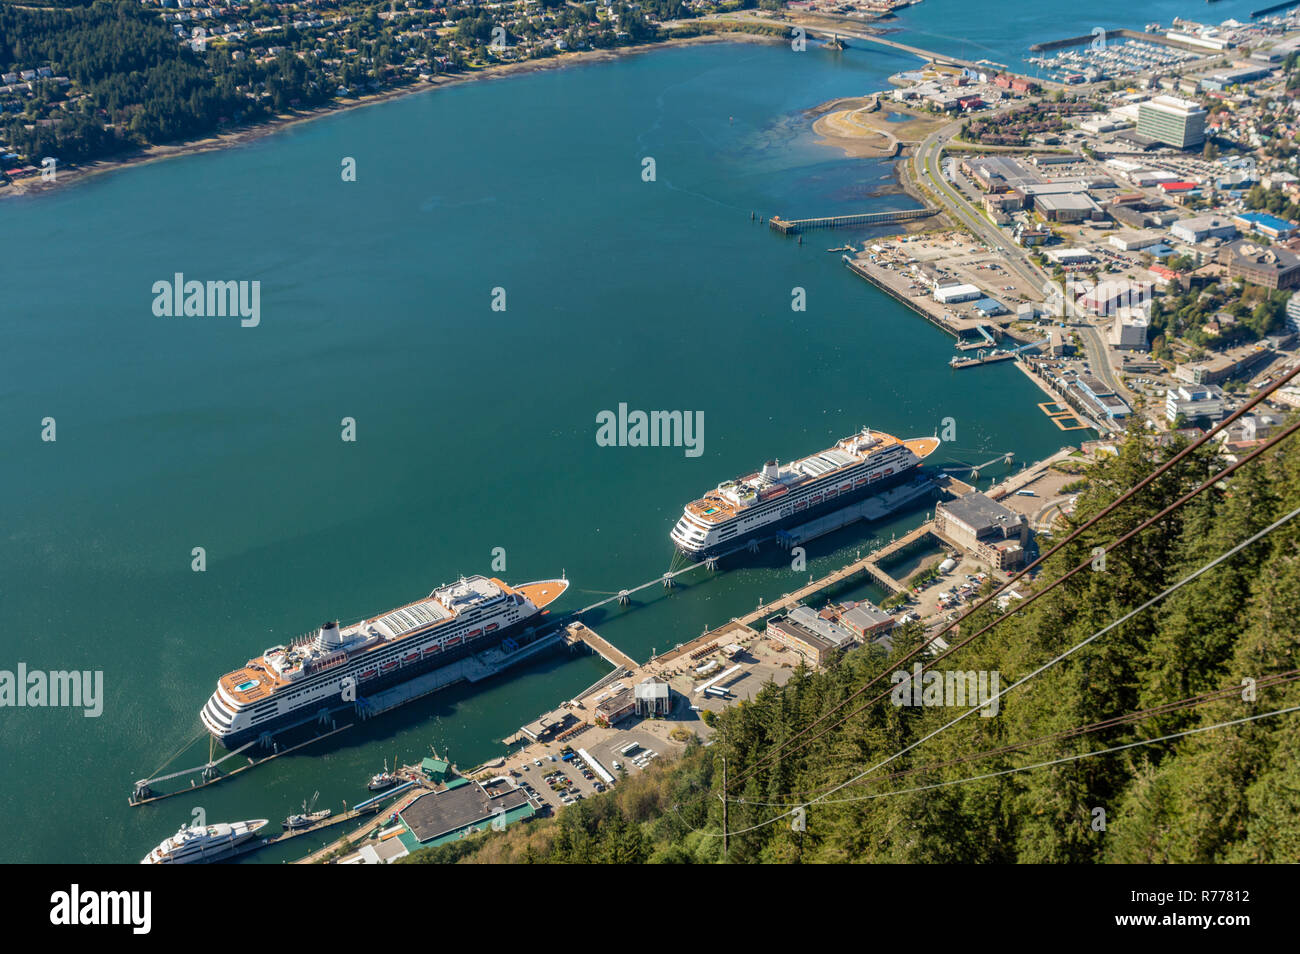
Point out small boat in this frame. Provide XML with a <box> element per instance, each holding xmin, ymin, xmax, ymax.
<box><xmin>283</xmin><ymin>809</ymin><xmax>331</xmax><ymax>830</ymax></box>
<box><xmin>368</xmin><ymin>758</ymin><xmax>399</xmax><ymax>791</ymax></box>
<box><xmin>283</xmin><ymin>791</ymin><xmax>330</xmax><ymax>830</ymax></box>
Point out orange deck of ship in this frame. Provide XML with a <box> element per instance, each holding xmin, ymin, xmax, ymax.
<box><xmin>218</xmin><ymin>578</ymin><xmax>568</xmax><ymax>704</ymax></box>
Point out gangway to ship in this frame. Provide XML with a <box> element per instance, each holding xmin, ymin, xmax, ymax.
<box><xmin>942</xmin><ymin>451</ymin><xmax>1015</xmax><ymax>481</ymax></box>
<box><xmin>129</xmin><ymin>722</ymin><xmax>355</xmax><ymax>807</ymax></box>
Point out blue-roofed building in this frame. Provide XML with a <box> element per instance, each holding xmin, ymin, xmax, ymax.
<box><xmin>1233</xmin><ymin>212</ymin><xmax>1297</xmax><ymax>241</ymax></box>
<box><xmin>974</xmin><ymin>297</ymin><xmax>1008</xmax><ymax>317</ymax></box>
<box><xmin>1146</xmin><ymin>243</ymin><xmax>1177</xmax><ymax>259</ymax></box>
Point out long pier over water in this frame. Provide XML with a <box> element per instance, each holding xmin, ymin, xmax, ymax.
<box><xmin>769</xmin><ymin>207</ymin><xmax>937</xmax><ymax>235</ymax></box>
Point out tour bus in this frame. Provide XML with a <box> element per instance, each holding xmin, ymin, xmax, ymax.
<box><xmin>617</xmin><ymin>741</ymin><xmax>640</xmax><ymax>756</ymax></box>
<box><xmin>705</xmin><ymin>686</ymin><xmax>729</xmax><ymax>699</ymax></box>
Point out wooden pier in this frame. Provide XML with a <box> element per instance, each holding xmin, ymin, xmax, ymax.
<box><xmin>769</xmin><ymin>207</ymin><xmax>937</xmax><ymax>235</ymax></box>
<box><xmin>736</xmin><ymin>521</ymin><xmax>940</xmax><ymax>626</ymax></box>
<box><xmin>950</xmin><ymin>350</ymin><xmax>1019</xmax><ymax>369</ymax></box>
<box><xmin>564</xmin><ymin>622</ymin><xmax>638</xmax><ymax>670</ymax></box>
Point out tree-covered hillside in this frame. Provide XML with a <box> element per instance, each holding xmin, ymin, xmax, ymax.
<box><xmin>403</xmin><ymin>425</ymin><xmax>1300</xmax><ymax>863</ymax></box>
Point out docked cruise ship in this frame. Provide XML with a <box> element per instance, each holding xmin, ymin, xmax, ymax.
<box><xmin>671</xmin><ymin>428</ymin><xmax>941</xmax><ymax>559</ymax></box>
<box><xmin>201</xmin><ymin>575</ymin><xmax>568</xmax><ymax>749</ymax></box>
<box><xmin>141</xmin><ymin>819</ymin><xmax>268</xmax><ymax>864</ymax></box>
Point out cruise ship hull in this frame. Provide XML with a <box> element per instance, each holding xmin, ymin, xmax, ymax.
<box><xmin>675</xmin><ymin>467</ymin><xmax>922</xmax><ymax>561</ymax></box>
<box><xmin>206</xmin><ymin>616</ymin><xmax>549</xmax><ymax>751</ymax></box>
<box><xmin>202</xmin><ymin>577</ymin><xmax>569</xmax><ymax>752</ymax></box>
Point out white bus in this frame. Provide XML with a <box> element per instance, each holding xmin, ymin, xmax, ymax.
<box><xmin>705</xmin><ymin>687</ymin><xmax>729</xmax><ymax>698</ymax></box>
<box><xmin>617</xmin><ymin>741</ymin><xmax>640</xmax><ymax>756</ymax></box>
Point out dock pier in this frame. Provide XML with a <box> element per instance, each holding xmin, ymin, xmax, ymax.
<box><xmin>564</xmin><ymin>621</ymin><xmax>638</xmax><ymax>670</ymax></box>
<box><xmin>769</xmin><ymin>207</ymin><xmax>937</xmax><ymax>235</ymax></box>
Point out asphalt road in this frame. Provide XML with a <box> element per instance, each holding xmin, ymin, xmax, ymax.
<box><xmin>909</xmin><ymin>118</ymin><xmax>1129</xmax><ymax>403</ymax></box>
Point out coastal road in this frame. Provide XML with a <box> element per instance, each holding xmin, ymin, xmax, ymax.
<box><xmin>909</xmin><ymin>118</ymin><xmax>1129</xmax><ymax>401</ymax></box>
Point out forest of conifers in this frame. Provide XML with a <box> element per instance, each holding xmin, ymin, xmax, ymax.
<box><xmin>404</xmin><ymin>426</ymin><xmax>1300</xmax><ymax>863</ymax></box>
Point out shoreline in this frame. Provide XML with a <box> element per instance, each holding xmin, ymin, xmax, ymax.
<box><xmin>3</xmin><ymin>32</ymin><xmax>777</xmax><ymax>201</ymax></box>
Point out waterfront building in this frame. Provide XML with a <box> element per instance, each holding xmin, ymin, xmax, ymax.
<box><xmin>634</xmin><ymin>678</ymin><xmax>671</xmax><ymax>718</ymax></box>
<box><xmin>934</xmin><ymin>493</ymin><xmax>1029</xmax><ymax>572</ymax></box>
<box><xmin>1076</xmin><ymin>376</ymin><xmax>1131</xmax><ymax>421</ymax></box>
<box><xmin>835</xmin><ymin>601</ymin><xmax>896</xmax><ymax>641</ymax></box>
<box><xmin>934</xmin><ymin>283</ymin><xmax>982</xmax><ymax>303</ymax></box>
<box><xmin>595</xmin><ymin>688</ymin><xmax>636</xmax><ymax>725</ymax></box>
<box><xmin>765</xmin><ymin>605</ymin><xmax>856</xmax><ymax>668</ymax></box>
<box><xmin>394</xmin><ymin>775</ymin><xmax>535</xmax><ymax>851</ymax></box>
<box><xmin>1136</xmin><ymin>96</ymin><xmax>1207</xmax><ymax>148</ymax></box>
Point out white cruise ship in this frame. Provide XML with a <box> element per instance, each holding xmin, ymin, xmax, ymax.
<box><xmin>671</xmin><ymin>428</ymin><xmax>940</xmax><ymax>559</ymax></box>
<box><xmin>201</xmin><ymin>575</ymin><xmax>567</xmax><ymax>749</ymax></box>
<box><xmin>141</xmin><ymin>819</ymin><xmax>268</xmax><ymax>864</ymax></box>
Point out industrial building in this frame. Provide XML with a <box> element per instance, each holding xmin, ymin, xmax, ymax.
<box><xmin>974</xmin><ymin>297</ymin><xmax>1008</xmax><ymax>317</ymax></box>
<box><xmin>934</xmin><ymin>283</ymin><xmax>983</xmax><ymax>304</ymax></box>
<box><xmin>1045</xmin><ymin>248</ymin><xmax>1094</xmax><ymax>266</ymax></box>
<box><xmin>1199</xmin><ymin>64</ymin><xmax>1273</xmax><ymax>91</ymax></box>
<box><xmin>1170</xmin><ymin>215</ymin><xmax>1238</xmax><ymax>245</ymax></box>
<box><xmin>1136</xmin><ymin>96</ymin><xmax>1207</xmax><ymax>148</ymax></box>
<box><xmin>934</xmin><ymin>493</ymin><xmax>1030</xmax><ymax>571</ymax></box>
<box><xmin>1108</xmin><ymin>230</ymin><xmax>1166</xmax><ymax>252</ymax></box>
<box><xmin>1033</xmin><ymin>191</ymin><xmax>1104</xmax><ymax>223</ymax></box>
<box><xmin>1080</xmin><ymin>280</ymin><xmax>1152</xmax><ymax>316</ymax></box>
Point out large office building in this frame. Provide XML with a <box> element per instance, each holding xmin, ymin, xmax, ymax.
<box><xmin>1166</xmin><ymin>384</ymin><xmax>1227</xmax><ymax>424</ymax></box>
<box><xmin>1219</xmin><ymin>241</ymin><xmax>1300</xmax><ymax>290</ymax></box>
<box><xmin>1136</xmin><ymin>96</ymin><xmax>1207</xmax><ymax>148</ymax></box>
